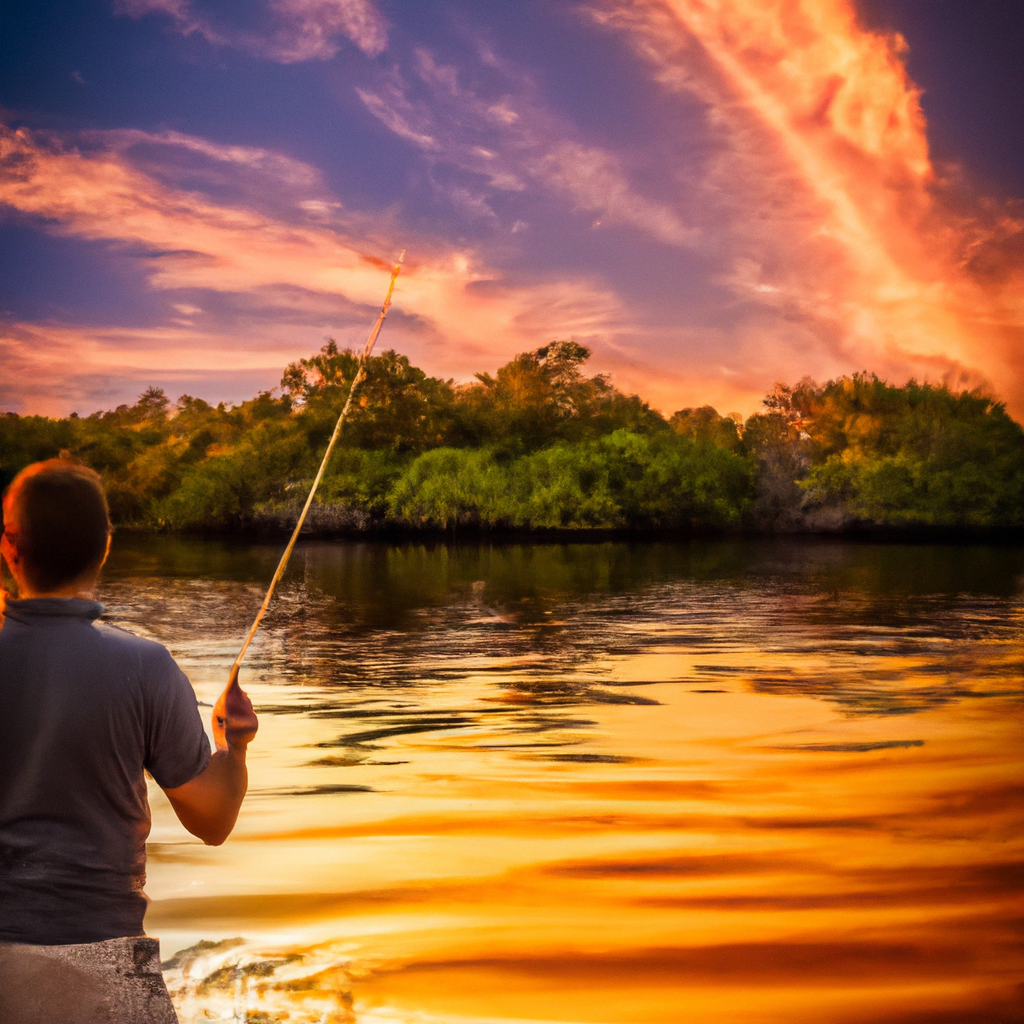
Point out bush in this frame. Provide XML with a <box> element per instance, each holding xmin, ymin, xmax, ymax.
<box><xmin>796</xmin><ymin>376</ymin><xmax>1024</xmax><ymax>528</ymax></box>
<box><xmin>386</xmin><ymin>431</ymin><xmax>754</xmax><ymax>531</ymax></box>
<box><xmin>4</xmin><ymin>349</ymin><xmax>1023</xmax><ymax>535</ymax></box>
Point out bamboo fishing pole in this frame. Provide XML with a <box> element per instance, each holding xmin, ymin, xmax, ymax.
<box><xmin>224</xmin><ymin>250</ymin><xmax>405</xmax><ymax>694</ymax></box>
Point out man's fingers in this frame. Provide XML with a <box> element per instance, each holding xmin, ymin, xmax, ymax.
<box><xmin>217</xmin><ymin>682</ymin><xmax>258</xmax><ymax>741</ymax></box>
<box><xmin>225</xmin><ymin>689</ymin><xmax>258</xmax><ymax>727</ymax></box>
<box><xmin>213</xmin><ymin>677</ymin><xmax>258</xmax><ymax>750</ymax></box>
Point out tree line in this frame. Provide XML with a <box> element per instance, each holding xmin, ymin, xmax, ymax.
<box><xmin>2</xmin><ymin>340</ymin><xmax>1023</xmax><ymax>534</ymax></box>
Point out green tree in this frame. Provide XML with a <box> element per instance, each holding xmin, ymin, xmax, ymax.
<box><xmin>670</xmin><ymin>406</ymin><xmax>741</xmax><ymax>450</ymax></box>
<box><xmin>283</xmin><ymin>342</ymin><xmax>458</xmax><ymax>452</ymax></box>
<box><xmin>798</xmin><ymin>375</ymin><xmax>1024</xmax><ymax>527</ymax></box>
<box><xmin>462</xmin><ymin>340</ymin><xmax>665</xmax><ymax>451</ymax></box>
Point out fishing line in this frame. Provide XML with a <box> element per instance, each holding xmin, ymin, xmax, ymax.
<box><xmin>226</xmin><ymin>250</ymin><xmax>405</xmax><ymax>688</ymax></box>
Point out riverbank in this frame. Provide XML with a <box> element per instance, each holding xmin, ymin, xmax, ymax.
<box><xmin>4</xmin><ymin>346</ymin><xmax>1023</xmax><ymax>537</ymax></box>
<box><xmin>115</xmin><ymin>505</ymin><xmax>1024</xmax><ymax>545</ymax></box>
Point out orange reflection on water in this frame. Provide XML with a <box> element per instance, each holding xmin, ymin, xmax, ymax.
<box><xmin>104</xmin><ymin>539</ymin><xmax>1024</xmax><ymax>1024</ymax></box>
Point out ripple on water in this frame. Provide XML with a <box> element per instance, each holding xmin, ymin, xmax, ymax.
<box><xmin>99</xmin><ymin>537</ymin><xmax>1024</xmax><ymax>1024</ymax></box>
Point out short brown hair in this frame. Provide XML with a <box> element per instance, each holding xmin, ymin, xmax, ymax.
<box><xmin>3</xmin><ymin>460</ymin><xmax>112</xmax><ymax>591</ymax></box>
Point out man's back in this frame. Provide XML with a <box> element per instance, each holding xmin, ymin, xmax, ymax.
<box><xmin>0</xmin><ymin>597</ymin><xmax>209</xmax><ymax>945</ymax></box>
<box><xmin>0</xmin><ymin>459</ymin><xmax>256</xmax><ymax>1022</ymax></box>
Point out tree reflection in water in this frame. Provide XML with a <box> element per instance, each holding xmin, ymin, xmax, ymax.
<box><xmin>100</xmin><ymin>538</ymin><xmax>1024</xmax><ymax>1024</ymax></box>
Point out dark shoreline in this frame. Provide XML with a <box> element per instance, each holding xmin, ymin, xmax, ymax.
<box><xmin>114</xmin><ymin>521</ymin><xmax>1024</xmax><ymax>546</ymax></box>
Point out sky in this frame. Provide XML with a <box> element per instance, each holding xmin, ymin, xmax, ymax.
<box><xmin>1</xmin><ymin>0</ymin><xmax>1022</xmax><ymax>419</ymax></box>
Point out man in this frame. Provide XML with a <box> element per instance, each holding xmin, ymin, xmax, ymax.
<box><xmin>0</xmin><ymin>459</ymin><xmax>258</xmax><ymax>1023</ymax></box>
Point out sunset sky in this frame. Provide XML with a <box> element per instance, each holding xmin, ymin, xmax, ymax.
<box><xmin>2</xmin><ymin>0</ymin><xmax>1022</xmax><ymax>419</ymax></box>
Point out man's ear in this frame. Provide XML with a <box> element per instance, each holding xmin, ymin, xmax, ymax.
<box><xmin>0</xmin><ymin>530</ymin><xmax>26</xmax><ymax>597</ymax></box>
<box><xmin>0</xmin><ymin>530</ymin><xmax>18</xmax><ymax>567</ymax></box>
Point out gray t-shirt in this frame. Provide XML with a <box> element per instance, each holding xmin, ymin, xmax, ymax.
<box><xmin>0</xmin><ymin>597</ymin><xmax>211</xmax><ymax>945</ymax></box>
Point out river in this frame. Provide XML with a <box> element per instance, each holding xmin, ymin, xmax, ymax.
<box><xmin>98</xmin><ymin>537</ymin><xmax>1024</xmax><ymax>1024</ymax></box>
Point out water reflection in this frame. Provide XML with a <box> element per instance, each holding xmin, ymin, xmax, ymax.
<box><xmin>97</xmin><ymin>537</ymin><xmax>1024</xmax><ymax>1024</ymax></box>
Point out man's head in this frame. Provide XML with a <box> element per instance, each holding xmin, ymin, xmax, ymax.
<box><xmin>1</xmin><ymin>460</ymin><xmax>112</xmax><ymax>596</ymax></box>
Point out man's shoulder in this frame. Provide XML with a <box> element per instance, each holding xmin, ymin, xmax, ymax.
<box><xmin>92</xmin><ymin>620</ymin><xmax>179</xmax><ymax>673</ymax></box>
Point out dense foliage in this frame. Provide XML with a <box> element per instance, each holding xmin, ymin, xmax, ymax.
<box><xmin>2</xmin><ymin>343</ymin><xmax>1022</xmax><ymax>534</ymax></box>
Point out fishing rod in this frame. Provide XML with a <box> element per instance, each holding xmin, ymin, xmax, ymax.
<box><xmin>224</xmin><ymin>250</ymin><xmax>405</xmax><ymax>693</ymax></box>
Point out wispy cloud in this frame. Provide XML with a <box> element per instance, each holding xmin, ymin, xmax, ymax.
<box><xmin>0</xmin><ymin>321</ymin><xmax>295</xmax><ymax>413</ymax></box>
<box><xmin>114</xmin><ymin>0</ymin><xmax>388</xmax><ymax>61</ymax></box>
<box><xmin>113</xmin><ymin>0</ymin><xmax>231</xmax><ymax>50</ymax></box>
<box><xmin>6</xmin><ymin>1</ymin><xmax>1024</xmax><ymax>421</ymax></box>
<box><xmin>586</xmin><ymin>0</ymin><xmax>1024</xmax><ymax>412</ymax></box>
<box><xmin>0</xmin><ymin>122</ymin><xmax>622</xmax><ymax>414</ymax></box>
<box><xmin>356</xmin><ymin>45</ymin><xmax>698</xmax><ymax>246</ymax></box>
<box><xmin>265</xmin><ymin>0</ymin><xmax>387</xmax><ymax>61</ymax></box>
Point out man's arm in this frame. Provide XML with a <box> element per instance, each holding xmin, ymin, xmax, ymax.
<box><xmin>164</xmin><ymin>678</ymin><xmax>258</xmax><ymax>846</ymax></box>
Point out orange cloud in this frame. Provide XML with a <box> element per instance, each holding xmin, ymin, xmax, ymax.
<box><xmin>0</xmin><ymin>124</ymin><xmax>622</xmax><ymax>414</ymax></box>
<box><xmin>4</xmin><ymin>1</ymin><xmax>1024</xmax><ymax>421</ymax></box>
<box><xmin>589</xmin><ymin>0</ymin><xmax>1024</xmax><ymax>416</ymax></box>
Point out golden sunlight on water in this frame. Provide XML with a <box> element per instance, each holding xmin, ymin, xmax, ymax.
<box><xmin>100</xmin><ymin>539</ymin><xmax>1024</xmax><ymax>1024</ymax></box>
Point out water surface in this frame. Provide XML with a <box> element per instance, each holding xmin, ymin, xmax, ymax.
<box><xmin>100</xmin><ymin>538</ymin><xmax>1024</xmax><ymax>1024</ymax></box>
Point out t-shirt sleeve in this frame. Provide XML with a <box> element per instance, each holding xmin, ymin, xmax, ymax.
<box><xmin>143</xmin><ymin>647</ymin><xmax>212</xmax><ymax>790</ymax></box>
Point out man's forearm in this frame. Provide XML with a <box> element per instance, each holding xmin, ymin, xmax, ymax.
<box><xmin>166</xmin><ymin>675</ymin><xmax>258</xmax><ymax>845</ymax></box>
<box><xmin>164</xmin><ymin>746</ymin><xmax>248</xmax><ymax>846</ymax></box>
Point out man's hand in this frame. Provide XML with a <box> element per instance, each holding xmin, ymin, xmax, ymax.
<box><xmin>213</xmin><ymin>674</ymin><xmax>259</xmax><ymax>752</ymax></box>
<box><xmin>164</xmin><ymin>673</ymin><xmax>258</xmax><ymax>846</ymax></box>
